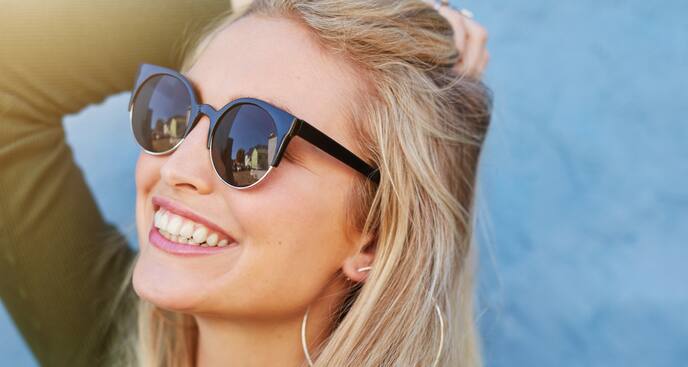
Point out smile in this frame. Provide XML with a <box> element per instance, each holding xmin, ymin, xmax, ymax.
<box><xmin>148</xmin><ymin>226</ymin><xmax>236</xmax><ymax>256</ymax></box>
<box><xmin>148</xmin><ymin>196</ymin><xmax>238</xmax><ymax>255</ymax></box>
<box><xmin>153</xmin><ymin>207</ymin><xmax>231</xmax><ymax>247</ymax></box>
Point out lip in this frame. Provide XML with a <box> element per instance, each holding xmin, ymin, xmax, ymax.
<box><xmin>149</xmin><ymin>226</ymin><xmax>237</xmax><ymax>256</ymax></box>
<box><xmin>151</xmin><ymin>195</ymin><xmax>236</xmax><ymax>243</ymax></box>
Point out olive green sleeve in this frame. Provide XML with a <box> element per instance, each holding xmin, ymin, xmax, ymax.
<box><xmin>0</xmin><ymin>1</ymin><xmax>232</xmax><ymax>366</ymax></box>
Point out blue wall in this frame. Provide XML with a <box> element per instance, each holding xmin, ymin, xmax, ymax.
<box><xmin>2</xmin><ymin>1</ymin><xmax>686</xmax><ymax>366</ymax></box>
<box><xmin>474</xmin><ymin>1</ymin><xmax>687</xmax><ymax>366</ymax></box>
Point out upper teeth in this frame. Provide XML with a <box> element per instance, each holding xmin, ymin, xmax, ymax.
<box><xmin>154</xmin><ymin>208</ymin><xmax>230</xmax><ymax>247</ymax></box>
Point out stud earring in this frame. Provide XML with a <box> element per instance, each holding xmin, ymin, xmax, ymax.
<box><xmin>346</xmin><ymin>266</ymin><xmax>371</xmax><ymax>282</ymax></box>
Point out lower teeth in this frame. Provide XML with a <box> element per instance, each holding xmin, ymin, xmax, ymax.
<box><xmin>160</xmin><ymin>230</ymin><xmax>206</xmax><ymax>246</ymax></box>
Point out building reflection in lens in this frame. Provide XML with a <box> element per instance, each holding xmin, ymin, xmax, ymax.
<box><xmin>224</xmin><ymin>131</ymin><xmax>277</xmax><ymax>186</ymax></box>
<box><xmin>150</xmin><ymin>113</ymin><xmax>188</xmax><ymax>151</ymax></box>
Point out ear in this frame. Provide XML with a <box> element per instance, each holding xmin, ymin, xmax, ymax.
<box><xmin>342</xmin><ymin>233</ymin><xmax>376</xmax><ymax>283</ymax></box>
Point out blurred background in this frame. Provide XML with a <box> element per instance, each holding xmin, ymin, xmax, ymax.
<box><xmin>2</xmin><ymin>0</ymin><xmax>687</xmax><ymax>366</ymax></box>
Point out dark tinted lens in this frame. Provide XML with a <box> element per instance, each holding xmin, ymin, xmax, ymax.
<box><xmin>131</xmin><ymin>75</ymin><xmax>192</xmax><ymax>152</ymax></box>
<box><xmin>211</xmin><ymin>104</ymin><xmax>278</xmax><ymax>187</ymax></box>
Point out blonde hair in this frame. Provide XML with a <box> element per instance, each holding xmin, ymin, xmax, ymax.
<box><xmin>115</xmin><ymin>1</ymin><xmax>492</xmax><ymax>366</ymax></box>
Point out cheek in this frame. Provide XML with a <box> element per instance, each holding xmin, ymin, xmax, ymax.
<box><xmin>134</xmin><ymin>152</ymin><xmax>162</xmax><ymax>249</ymax></box>
<box><xmin>135</xmin><ymin>151</ymin><xmax>161</xmax><ymax>193</ymax></box>
<box><xmin>248</xmin><ymin>163</ymin><xmax>353</xmax><ymax>262</ymax></box>
<box><xmin>201</xmin><ymin>167</ymin><xmax>355</xmax><ymax>315</ymax></box>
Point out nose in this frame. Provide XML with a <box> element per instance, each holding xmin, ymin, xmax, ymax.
<box><xmin>160</xmin><ymin>115</ymin><xmax>216</xmax><ymax>194</ymax></box>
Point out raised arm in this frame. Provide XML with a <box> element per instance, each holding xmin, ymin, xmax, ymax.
<box><xmin>0</xmin><ymin>0</ymin><xmax>232</xmax><ymax>365</ymax></box>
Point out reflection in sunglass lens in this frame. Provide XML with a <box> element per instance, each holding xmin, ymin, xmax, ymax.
<box><xmin>131</xmin><ymin>75</ymin><xmax>191</xmax><ymax>152</ymax></box>
<box><xmin>211</xmin><ymin>104</ymin><xmax>278</xmax><ymax>187</ymax></box>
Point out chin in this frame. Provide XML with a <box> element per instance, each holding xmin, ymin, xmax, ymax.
<box><xmin>131</xmin><ymin>254</ymin><xmax>205</xmax><ymax>312</ymax></box>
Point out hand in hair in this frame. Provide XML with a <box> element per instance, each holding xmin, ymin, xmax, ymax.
<box><xmin>423</xmin><ymin>0</ymin><xmax>490</xmax><ymax>78</ymax></box>
<box><xmin>235</xmin><ymin>0</ymin><xmax>490</xmax><ymax>78</ymax></box>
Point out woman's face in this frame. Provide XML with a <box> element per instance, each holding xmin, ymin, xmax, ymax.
<box><xmin>132</xmin><ymin>14</ymin><xmax>372</xmax><ymax>318</ymax></box>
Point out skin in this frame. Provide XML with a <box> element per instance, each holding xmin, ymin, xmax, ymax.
<box><xmin>133</xmin><ymin>15</ymin><xmax>374</xmax><ymax>367</ymax></box>
<box><xmin>131</xmin><ymin>5</ymin><xmax>489</xmax><ymax>367</ymax></box>
<box><xmin>436</xmin><ymin>6</ymin><xmax>490</xmax><ymax>77</ymax></box>
<box><xmin>418</xmin><ymin>0</ymin><xmax>490</xmax><ymax>77</ymax></box>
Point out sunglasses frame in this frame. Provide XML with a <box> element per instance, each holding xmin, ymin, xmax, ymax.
<box><xmin>128</xmin><ymin>63</ymin><xmax>380</xmax><ymax>189</ymax></box>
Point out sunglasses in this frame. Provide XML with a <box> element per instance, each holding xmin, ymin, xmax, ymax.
<box><xmin>128</xmin><ymin>63</ymin><xmax>380</xmax><ymax>189</ymax></box>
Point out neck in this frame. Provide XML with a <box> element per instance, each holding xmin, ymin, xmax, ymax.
<box><xmin>194</xmin><ymin>282</ymin><xmax>346</xmax><ymax>367</ymax></box>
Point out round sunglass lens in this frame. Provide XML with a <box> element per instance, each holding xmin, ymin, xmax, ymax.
<box><xmin>211</xmin><ymin>104</ymin><xmax>278</xmax><ymax>187</ymax></box>
<box><xmin>131</xmin><ymin>75</ymin><xmax>192</xmax><ymax>153</ymax></box>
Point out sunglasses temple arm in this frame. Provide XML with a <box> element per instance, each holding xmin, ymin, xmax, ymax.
<box><xmin>293</xmin><ymin>119</ymin><xmax>380</xmax><ymax>184</ymax></box>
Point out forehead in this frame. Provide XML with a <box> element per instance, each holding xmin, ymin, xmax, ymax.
<box><xmin>185</xmin><ymin>14</ymin><xmax>363</xmax><ymax>150</ymax></box>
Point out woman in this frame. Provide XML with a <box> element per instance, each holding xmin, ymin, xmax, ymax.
<box><xmin>0</xmin><ymin>0</ymin><xmax>491</xmax><ymax>366</ymax></box>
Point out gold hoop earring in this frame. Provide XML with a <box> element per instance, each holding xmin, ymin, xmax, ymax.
<box><xmin>300</xmin><ymin>296</ymin><xmax>445</xmax><ymax>366</ymax></box>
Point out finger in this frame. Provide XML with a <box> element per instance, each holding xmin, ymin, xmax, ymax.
<box><xmin>479</xmin><ymin>50</ymin><xmax>490</xmax><ymax>76</ymax></box>
<box><xmin>436</xmin><ymin>6</ymin><xmax>468</xmax><ymax>54</ymax></box>
<box><xmin>461</xmin><ymin>47</ymin><xmax>490</xmax><ymax>78</ymax></box>
<box><xmin>421</xmin><ymin>1</ymin><xmax>487</xmax><ymax>76</ymax></box>
<box><xmin>466</xmin><ymin>49</ymin><xmax>490</xmax><ymax>79</ymax></box>
<box><xmin>460</xmin><ymin>17</ymin><xmax>489</xmax><ymax>77</ymax></box>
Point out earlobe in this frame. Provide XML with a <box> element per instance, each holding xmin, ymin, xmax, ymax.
<box><xmin>342</xmin><ymin>229</ymin><xmax>377</xmax><ymax>282</ymax></box>
<box><xmin>342</xmin><ymin>249</ymin><xmax>375</xmax><ymax>283</ymax></box>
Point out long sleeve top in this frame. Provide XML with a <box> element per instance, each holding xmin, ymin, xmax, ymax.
<box><xmin>0</xmin><ymin>1</ymin><xmax>233</xmax><ymax>365</ymax></box>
